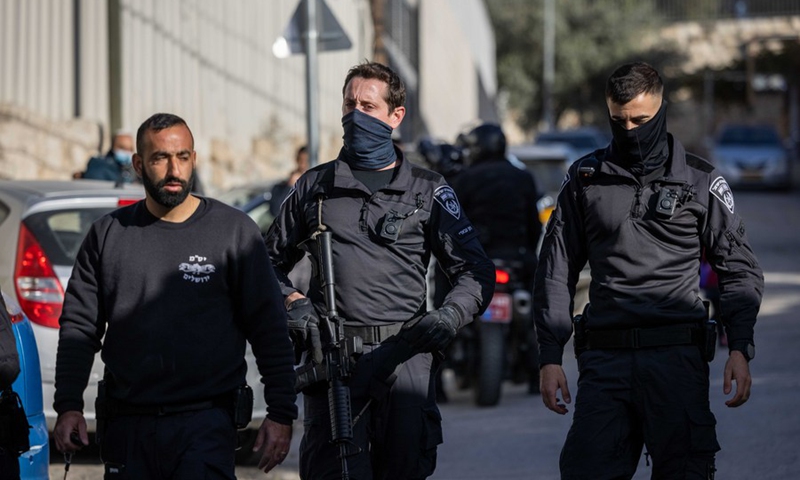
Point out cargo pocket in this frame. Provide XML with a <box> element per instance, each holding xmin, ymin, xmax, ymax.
<box><xmin>412</xmin><ymin>405</ymin><xmax>443</xmax><ymax>478</ymax></box>
<box><xmin>687</xmin><ymin>407</ymin><xmax>721</xmax><ymax>456</ymax></box>
<box><xmin>100</xmin><ymin>418</ymin><xmax>130</xmax><ymax>479</ymax></box>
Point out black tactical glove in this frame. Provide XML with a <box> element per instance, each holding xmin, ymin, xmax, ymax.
<box><xmin>401</xmin><ymin>305</ymin><xmax>462</xmax><ymax>353</ymax></box>
<box><xmin>286</xmin><ymin>298</ymin><xmax>323</xmax><ymax>365</ymax></box>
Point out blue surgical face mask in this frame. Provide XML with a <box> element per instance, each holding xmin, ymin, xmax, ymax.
<box><xmin>341</xmin><ymin>109</ymin><xmax>397</xmax><ymax>170</ymax></box>
<box><xmin>113</xmin><ymin>149</ymin><xmax>133</xmax><ymax>166</ymax></box>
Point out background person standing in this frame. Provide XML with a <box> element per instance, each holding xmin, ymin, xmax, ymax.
<box><xmin>79</xmin><ymin>130</ymin><xmax>138</xmax><ymax>185</ymax></box>
<box><xmin>535</xmin><ymin>62</ymin><xmax>763</xmax><ymax>479</ymax></box>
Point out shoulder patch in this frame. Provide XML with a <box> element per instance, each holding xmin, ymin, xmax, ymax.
<box><xmin>710</xmin><ymin>176</ymin><xmax>735</xmax><ymax>214</ymax></box>
<box><xmin>434</xmin><ymin>185</ymin><xmax>461</xmax><ymax>219</ymax></box>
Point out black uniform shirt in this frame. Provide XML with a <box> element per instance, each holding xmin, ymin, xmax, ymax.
<box><xmin>534</xmin><ymin>135</ymin><xmax>764</xmax><ymax>365</ymax></box>
<box><xmin>54</xmin><ymin>198</ymin><xmax>297</xmax><ymax>424</ymax></box>
<box><xmin>266</xmin><ymin>148</ymin><xmax>495</xmax><ymax>327</ymax></box>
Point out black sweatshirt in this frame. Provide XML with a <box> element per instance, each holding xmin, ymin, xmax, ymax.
<box><xmin>54</xmin><ymin>198</ymin><xmax>297</xmax><ymax>424</ymax></box>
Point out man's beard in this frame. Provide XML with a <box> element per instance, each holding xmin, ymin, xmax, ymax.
<box><xmin>141</xmin><ymin>168</ymin><xmax>195</xmax><ymax>208</ymax></box>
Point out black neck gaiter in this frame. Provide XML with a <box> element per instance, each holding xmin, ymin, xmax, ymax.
<box><xmin>609</xmin><ymin>101</ymin><xmax>669</xmax><ymax>176</ymax></box>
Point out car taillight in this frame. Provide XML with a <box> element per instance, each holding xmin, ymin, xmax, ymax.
<box><xmin>495</xmin><ymin>269</ymin><xmax>510</xmax><ymax>285</ymax></box>
<box><xmin>14</xmin><ymin>223</ymin><xmax>64</xmax><ymax>328</ymax></box>
<box><xmin>117</xmin><ymin>198</ymin><xmax>139</xmax><ymax>207</ymax></box>
<box><xmin>6</xmin><ymin>305</ymin><xmax>24</xmax><ymax>324</ymax></box>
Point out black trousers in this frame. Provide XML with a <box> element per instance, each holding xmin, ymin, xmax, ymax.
<box><xmin>560</xmin><ymin>346</ymin><xmax>720</xmax><ymax>480</ymax></box>
<box><xmin>0</xmin><ymin>447</ymin><xmax>19</xmax><ymax>480</ymax></box>
<box><xmin>300</xmin><ymin>341</ymin><xmax>443</xmax><ymax>480</ymax></box>
<box><xmin>100</xmin><ymin>407</ymin><xmax>237</xmax><ymax>479</ymax></box>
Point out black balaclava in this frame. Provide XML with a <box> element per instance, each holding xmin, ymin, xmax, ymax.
<box><xmin>609</xmin><ymin>100</ymin><xmax>669</xmax><ymax>176</ymax></box>
<box><xmin>341</xmin><ymin>109</ymin><xmax>397</xmax><ymax>170</ymax></box>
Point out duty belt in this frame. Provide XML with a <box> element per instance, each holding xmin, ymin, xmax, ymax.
<box><xmin>343</xmin><ymin>323</ymin><xmax>403</xmax><ymax>345</ymax></box>
<box><xmin>106</xmin><ymin>393</ymin><xmax>232</xmax><ymax>417</ymax></box>
<box><xmin>295</xmin><ymin>323</ymin><xmax>405</xmax><ymax>392</ymax></box>
<box><xmin>586</xmin><ymin>324</ymin><xmax>702</xmax><ymax>350</ymax></box>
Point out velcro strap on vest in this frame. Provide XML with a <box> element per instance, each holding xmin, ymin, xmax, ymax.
<box><xmin>586</xmin><ymin>324</ymin><xmax>702</xmax><ymax>350</ymax></box>
<box><xmin>343</xmin><ymin>323</ymin><xmax>403</xmax><ymax>344</ymax></box>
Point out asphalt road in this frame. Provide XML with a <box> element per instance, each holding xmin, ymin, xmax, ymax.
<box><xmin>51</xmin><ymin>188</ymin><xmax>800</xmax><ymax>479</ymax></box>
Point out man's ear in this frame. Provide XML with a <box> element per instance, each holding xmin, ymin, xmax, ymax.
<box><xmin>132</xmin><ymin>153</ymin><xmax>143</xmax><ymax>177</ymax></box>
<box><xmin>388</xmin><ymin>106</ymin><xmax>406</xmax><ymax>129</ymax></box>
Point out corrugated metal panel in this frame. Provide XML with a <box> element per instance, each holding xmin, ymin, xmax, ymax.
<box><xmin>114</xmin><ymin>0</ymin><xmax>370</xmax><ymax>156</ymax></box>
<box><xmin>0</xmin><ymin>0</ymin><xmax>74</xmax><ymax>120</ymax></box>
<box><xmin>78</xmin><ymin>0</ymin><xmax>110</xmax><ymax>125</ymax></box>
<box><xmin>1</xmin><ymin>0</ymin><xmax>374</xmax><ymax>185</ymax></box>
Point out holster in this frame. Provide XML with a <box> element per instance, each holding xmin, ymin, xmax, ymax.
<box><xmin>572</xmin><ymin>314</ymin><xmax>587</xmax><ymax>358</ymax></box>
<box><xmin>0</xmin><ymin>388</ymin><xmax>30</xmax><ymax>454</ymax></box>
<box><xmin>701</xmin><ymin>319</ymin><xmax>717</xmax><ymax>363</ymax></box>
<box><xmin>233</xmin><ymin>384</ymin><xmax>253</xmax><ymax>429</ymax></box>
<box><xmin>94</xmin><ymin>380</ymin><xmax>108</xmax><ymax>445</ymax></box>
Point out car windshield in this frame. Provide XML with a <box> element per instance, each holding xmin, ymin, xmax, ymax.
<box><xmin>718</xmin><ymin>126</ymin><xmax>781</xmax><ymax>145</ymax></box>
<box><xmin>23</xmin><ymin>208</ymin><xmax>113</xmax><ymax>266</ymax></box>
<box><xmin>525</xmin><ymin>160</ymin><xmax>567</xmax><ymax>194</ymax></box>
<box><xmin>537</xmin><ymin>135</ymin><xmax>598</xmax><ymax>150</ymax></box>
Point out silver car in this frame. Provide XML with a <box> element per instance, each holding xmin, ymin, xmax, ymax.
<box><xmin>710</xmin><ymin>124</ymin><xmax>793</xmax><ymax>190</ymax></box>
<box><xmin>0</xmin><ymin>180</ymin><xmax>270</xmax><ymax>452</ymax></box>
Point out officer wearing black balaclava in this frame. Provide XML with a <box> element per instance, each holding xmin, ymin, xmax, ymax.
<box><xmin>608</xmin><ymin>98</ymin><xmax>669</xmax><ymax>177</ymax></box>
<box><xmin>266</xmin><ymin>61</ymin><xmax>494</xmax><ymax>480</ymax></box>
<box><xmin>535</xmin><ymin>62</ymin><xmax>763</xmax><ymax>479</ymax></box>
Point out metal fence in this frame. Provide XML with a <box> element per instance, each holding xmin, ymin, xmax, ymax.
<box><xmin>656</xmin><ymin>0</ymin><xmax>800</xmax><ymax>21</ymax></box>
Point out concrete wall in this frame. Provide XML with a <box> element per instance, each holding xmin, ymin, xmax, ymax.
<box><xmin>417</xmin><ymin>0</ymin><xmax>495</xmax><ymax>142</ymax></box>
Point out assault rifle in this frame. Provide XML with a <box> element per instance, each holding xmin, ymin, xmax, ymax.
<box><xmin>315</xmin><ymin>230</ymin><xmax>362</xmax><ymax>479</ymax></box>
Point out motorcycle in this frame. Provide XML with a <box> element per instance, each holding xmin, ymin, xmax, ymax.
<box><xmin>446</xmin><ymin>258</ymin><xmax>539</xmax><ymax>406</ymax></box>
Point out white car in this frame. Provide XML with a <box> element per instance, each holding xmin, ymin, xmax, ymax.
<box><xmin>0</xmin><ymin>180</ymin><xmax>270</xmax><ymax>459</ymax></box>
<box><xmin>710</xmin><ymin>124</ymin><xmax>793</xmax><ymax>190</ymax></box>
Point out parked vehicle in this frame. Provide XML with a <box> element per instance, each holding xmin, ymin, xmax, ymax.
<box><xmin>709</xmin><ymin>124</ymin><xmax>793</xmax><ymax>190</ymax></box>
<box><xmin>508</xmin><ymin>143</ymin><xmax>572</xmax><ymax>238</ymax></box>
<box><xmin>0</xmin><ymin>180</ymin><xmax>272</xmax><ymax>458</ymax></box>
<box><xmin>5</xmin><ymin>291</ymin><xmax>49</xmax><ymax>480</ymax></box>
<box><xmin>217</xmin><ymin>181</ymin><xmax>278</xmax><ymax>209</ymax></box>
<box><xmin>447</xmin><ymin>259</ymin><xmax>537</xmax><ymax>407</ymax></box>
<box><xmin>534</xmin><ymin>126</ymin><xmax>609</xmax><ymax>163</ymax></box>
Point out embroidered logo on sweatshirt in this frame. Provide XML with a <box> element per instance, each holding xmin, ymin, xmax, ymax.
<box><xmin>179</xmin><ymin>255</ymin><xmax>216</xmax><ymax>283</ymax></box>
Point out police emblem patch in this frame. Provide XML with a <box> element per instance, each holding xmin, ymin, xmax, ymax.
<box><xmin>710</xmin><ymin>176</ymin><xmax>735</xmax><ymax>214</ymax></box>
<box><xmin>434</xmin><ymin>185</ymin><xmax>461</xmax><ymax>219</ymax></box>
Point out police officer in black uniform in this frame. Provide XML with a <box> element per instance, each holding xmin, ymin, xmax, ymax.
<box><xmin>534</xmin><ymin>62</ymin><xmax>763</xmax><ymax>479</ymax></box>
<box><xmin>453</xmin><ymin>123</ymin><xmax>543</xmax><ymax>391</ymax></box>
<box><xmin>266</xmin><ymin>62</ymin><xmax>494</xmax><ymax>479</ymax></box>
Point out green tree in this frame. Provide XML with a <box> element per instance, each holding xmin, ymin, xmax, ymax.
<box><xmin>487</xmin><ymin>0</ymin><xmax>678</xmax><ymax>134</ymax></box>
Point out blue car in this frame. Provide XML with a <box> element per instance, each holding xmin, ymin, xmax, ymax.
<box><xmin>5</xmin><ymin>291</ymin><xmax>49</xmax><ymax>479</ymax></box>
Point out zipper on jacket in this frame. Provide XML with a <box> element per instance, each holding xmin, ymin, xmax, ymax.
<box><xmin>359</xmin><ymin>200</ymin><xmax>369</xmax><ymax>232</ymax></box>
<box><xmin>631</xmin><ymin>187</ymin><xmax>643</xmax><ymax>219</ymax></box>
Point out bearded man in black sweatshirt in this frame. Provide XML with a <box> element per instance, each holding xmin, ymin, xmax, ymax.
<box><xmin>53</xmin><ymin>113</ymin><xmax>297</xmax><ymax>478</ymax></box>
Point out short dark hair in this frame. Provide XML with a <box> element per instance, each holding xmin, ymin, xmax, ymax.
<box><xmin>136</xmin><ymin>113</ymin><xmax>193</xmax><ymax>154</ymax></box>
<box><xmin>605</xmin><ymin>62</ymin><xmax>664</xmax><ymax>105</ymax></box>
<box><xmin>342</xmin><ymin>62</ymin><xmax>406</xmax><ymax>112</ymax></box>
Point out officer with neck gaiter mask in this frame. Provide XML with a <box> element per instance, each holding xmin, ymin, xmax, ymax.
<box><xmin>266</xmin><ymin>62</ymin><xmax>494</xmax><ymax>480</ymax></box>
<box><xmin>534</xmin><ymin>62</ymin><xmax>763</xmax><ymax>479</ymax></box>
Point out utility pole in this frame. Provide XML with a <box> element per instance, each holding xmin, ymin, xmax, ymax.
<box><xmin>305</xmin><ymin>0</ymin><xmax>320</xmax><ymax>167</ymax></box>
<box><xmin>542</xmin><ymin>0</ymin><xmax>555</xmax><ymax>131</ymax></box>
<box><xmin>108</xmin><ymin>0</ymin><xmax>122</xmax><ymax>138</ymax></box>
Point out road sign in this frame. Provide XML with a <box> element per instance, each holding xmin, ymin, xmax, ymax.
<box><xmin>273</xmin><ymin>0</ymin><xmax>352</xmax><ymax>58</ymax></box>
